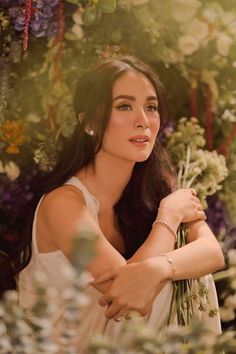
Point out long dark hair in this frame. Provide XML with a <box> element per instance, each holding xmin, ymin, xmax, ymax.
<box><xmin>0</xmin><ymin>55</ymin><xmax>173</xmax><ymax>296</ymax></box>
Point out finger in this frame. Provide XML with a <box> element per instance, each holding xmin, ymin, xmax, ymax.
<box><xmin>197</xmin><ymin>203</ymin><xmax>203</xmax><ymax>211</ymax></box>
<box><xmin>192</xmin><ymin>195</ymin><xmax>201</xmax><ymax>202</ymax></box>
<box><xmin>98</xmin><ymin>296</ymin><xmax>110</xmax><ymax>307</ymax></box>
<box><xmin>194</xmin><ymin>201</ymin><xmax>203</xmax><ymax>211</ymax></box>
<box><xmin>100</xmin><ymin>292</ymin><xmax>114</xmax><ymax>304</ymax></box>
<box><xmin>196</xmin><ymin>211</ymin><xmax>206</xmax><ymax>220</ymax></box>
<box><xmin>105</xmin><ymin>303</ymin><xmax>121</xmax><ymax>320</ymax></box>
<box><xmin>113</xmin><ymin>310</ymin><xmax>127</xmax><ymax>322</ymax></box>
<box><xmin>114</xmin><ymin>314</ymin><xmax>125</xmax><ymax>322</ymax></box>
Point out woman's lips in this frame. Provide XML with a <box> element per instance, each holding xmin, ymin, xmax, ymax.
<box><xmin>129</xmin><ymin>135</ymin><xmax>150</xmax><ymax>146</ymax></box>
<box><xmin>129</xmin><ymin>140</ymin><xmax>149</xmax><ymax>146</ymax></box>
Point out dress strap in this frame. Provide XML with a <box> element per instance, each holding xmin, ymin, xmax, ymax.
<box><xmin>64</xmin><ymin>176</ymin><xmax>100</xmax><ymax>221</ymax></box>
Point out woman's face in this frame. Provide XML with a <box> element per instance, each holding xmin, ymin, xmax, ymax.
<box><xmin>100</xmin><ymin>71</ymin><xmax>160</xmax><ymax>163</ymax></box>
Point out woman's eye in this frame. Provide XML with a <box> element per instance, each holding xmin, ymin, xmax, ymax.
<box><xmin>117</xmin><ymin>104</ymin><xmax>132</xmax><ymax>111</ymax></box>
<box><xmin>146</xmin><ymin>104</ymin><xmax>158</xmax><ymax>112</ymax></box>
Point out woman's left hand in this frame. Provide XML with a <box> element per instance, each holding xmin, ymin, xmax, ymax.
<box><xmin>91</xmin><ymin>257</ymin><xmax>168</xmax><ymax>321</ymax></box>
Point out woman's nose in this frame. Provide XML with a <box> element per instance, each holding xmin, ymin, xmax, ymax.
<box><xmin>134</xmin><ymin>109</ymin><xmax>149</xmax><ymax>129</ymax></box>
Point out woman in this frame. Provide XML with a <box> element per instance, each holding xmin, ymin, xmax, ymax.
<box><xmin>15</xmin><ymin>56</ymin><xmax>224</xmax><ymax>350</ymax></box>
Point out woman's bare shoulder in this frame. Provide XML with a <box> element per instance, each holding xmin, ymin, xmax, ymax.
<box><xmin>40</xmin><ymin>185</ymin><xmax>86</xmax><ymax>214</ymax></box>
<box><xmin>38</xmin><ymin>185</ymin><xmax>89</xmax><ymax>237</ymax></box>
<box><xmin>37</xmin><ymin>185</ymin><xmax>92</xmax><ymax>255</ymax></box>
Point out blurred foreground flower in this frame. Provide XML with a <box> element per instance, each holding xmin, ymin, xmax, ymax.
<box><xmin>1</xmin><ymin>223</ymin><xmax>236</xmax><ymax>352</ymax></box>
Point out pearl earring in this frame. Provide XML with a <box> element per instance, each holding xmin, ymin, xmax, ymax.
<box><xmin>85</xmin><ymin>127</ymin><xmax>95</xmax><ymax>136</ymax></box>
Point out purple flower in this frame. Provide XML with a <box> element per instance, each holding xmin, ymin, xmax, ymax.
<box><xmin>44</xmin><ymin>0</ymin><xmax>59</xmax><ymax>7</ymax></box>
<box><xmin>159</xmin><ymin>120</ymin><xmax>175</xmax><ymax>144</ymax></box>
<box><xmin>8</xmin><ymin>6</ymin><xmax>21</xmax><ymax>19</ymax></box>
<box><xmin>0</xmin><ymin>167</ymin><xmax>38</xmax><ymax>217</ymax></box>
<box><xmin>14</xmin><ymin>17</ymin><xmax>25</xmax><ymax>31</ymax></box>
<box><xmin>42</xmin><ymin>6</ymin><xmax>53</xmax><ymax>18</ymax></box>
<box><xmin>224</xmin><ymin>225</ymin><xmax>236</xmax><ymax>250</ymax></box>
<box><xmin>206</xmin><ymin>194</ymin><xmax>236</xmax><ymax>252</ymax></box>
<box><xmin>33</xmin><ymin>0</ymin><xmax>44</xmax><ymax>9</ymax></box>
<box><xmin>206</xmin><ymin>195</ymin><xmax>228</xmax><ymax>236</ymax></box>
<box><xmin>3</xmin><ymin>0</ymin><xmax>59</xmax><ymax>39</ymax></box>
<box><xmin>47</xmin><ymin>20</ymin><xmax>58</xmax><ymax>38</ymax></box>
<box><xmin>30</xmin><ymin>14</ymin><xmax>47</xmax><ymax>37</ymax></box>
<box><xmin>0</xmin><ymin>0</ymin><xmax>18</xmax><ymax>7</ymax></box>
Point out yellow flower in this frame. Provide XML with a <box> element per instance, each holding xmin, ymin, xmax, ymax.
<box><xmin>6</xmin><ymin>144</ymin><xmax>20</xmax><ymax>154</ymax></box>
<box><xmin>1</xmin><ymin>119</ymin><xmax>27</xmax><ymax>154</ymax></box>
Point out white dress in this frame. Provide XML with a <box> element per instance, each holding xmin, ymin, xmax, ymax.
<box><xmin>19</xmin><ymin>176</ymin><xmax>222</xmax><ymax>352</ymax></box>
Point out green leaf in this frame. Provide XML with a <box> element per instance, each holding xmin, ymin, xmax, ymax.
<box><xmin>64</xmin><ymin>31</ymin><xmax>79</xmax><ymax>41</ymax></box>
<box><xmin>65</xmin><ymin>0</ymin><xmax>80</xmax><ymax>4</ymax></box>
<box><xmin>82</xmin><ymin>6</ymin><xmax>97</xmax><ymax>26</ymax></box>
<box><xmin>97</xmin><ymin>0</ymin><xmax>117</xmax><ymax>14</ymax></box>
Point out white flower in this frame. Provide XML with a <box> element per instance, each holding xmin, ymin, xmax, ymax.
<box><xmin>130</xmin><ymin>0</ymin><xmax>149</xmax><ymax>6</ymax></box>
<box><xmin>202</xmin><ymin>8</ymin><xmax>218</xmax><ymax>23</ymax></box>
<box><xmin>171</xmin><ymin>0</ymin><xmax>201</xmax><ymax>23</ymax></box>
<box><xmin>225</xmin><ymin>295</ymin><xmax>236</xmax><ymax>309</ymax></box>
<box><xmin>62</xmin><ymin>264</ymin><xmax>77</xmax><ymax>281</ymax></box>
<box><xmin>71</xmin><ymin>24</ymin><xmax>84</xmax><ymax>40</ymax></box>
<box><xmin>221</xmin><ymin>11</ymin><xmax>236</xmax><ymax>27</ymax></box>
<box><xmin>78</xmin><ymin>271</ymin><xmax>95</xmax><ymax>287</ymax></box>
<box><xmin>227</xmin><ymin>16</ymin><xmax>236</xmax><ymax>37</ymax></box>
<box><xmin>4</xmin><ymin>161</ymin><xmax>20</xmax><ymax>181</ymax></box>
<box><xmin>25</xmin><ymin>112</ymin><xmax>40</xmax><ymax>123</ymax></box>
<box><xmin>222</xmin><ymin>109</ymin><xmax>236</xmax><ymax>122</ymax></box>
<box><xmin>167</xmin><ymin>48</ymin><xmax>184</xmax><ymax>64</ymax></box>
<box><xmin>184</xmin><ymin>18</ymin><xmax>209</xmax><ymax>43</ymax></box>
<box><xmin>178</xmin><ymin>35</ymin><xmax>200</xmax><ymax>55</ymax></box>
<box><xmin>229</xmin><ymin>97</ymin><xmax>236</xmax><ymax>105</ymax></box>
<box><xmin>216</xmin><ymin>33</ymin><xmax>233</xmax><ymax>56</ymax></box>
<box><xmin>72</xmin><ymin>7</ymin><xmax>84</xmax><ymax>25</ymax></box>
<box><xmin>220</xmin><ymin>307</ymin><xmax>235</xmax><ymax>322</ymax></box>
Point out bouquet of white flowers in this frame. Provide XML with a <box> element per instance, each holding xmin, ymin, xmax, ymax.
<box><xmin>166</xmin><ymin>117</ymin><xmax>228</xmax><ymax>325</ymax></box>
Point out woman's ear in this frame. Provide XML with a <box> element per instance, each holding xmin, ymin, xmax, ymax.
<box><xmin>78</xmin><ymin>112</ymin><xmax>85</xmax><ymax>123</ymax></box>
<box><xmin>78</xmin><ymin>112</ymin><xmax>94</xmax><ymax>136</ymax></box>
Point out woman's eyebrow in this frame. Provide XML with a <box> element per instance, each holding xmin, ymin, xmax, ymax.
<box><xmin>146</xmin><ymin>96</ymin><xmax>158</xmax><ymax>101</ymax></box>
<box><xmin>113</xmin><ymin>95</ymin><xmax>158</xmax><ymax>101</ymax></box>
<box><xmin>113</xmin><ymin>95</ymin><xmax>135</xmax><ymax>101</ymax></box>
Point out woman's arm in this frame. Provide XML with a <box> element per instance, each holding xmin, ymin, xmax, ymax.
<box><xmin>92</xmin><ymin>190</ymin><xmax>225</xmax><ymax>320</ymax></box>
<box><xmin>128</xmin><ymin>220</ymin><xmax>225</xmax><ymax>277</ymax></box>
<box><xmin>40</xmin><ymin>186</ymin><xmax>224</xmax><ymax>299</ymax></box>
<box><xmin>94</xmin><ymin>219</ymin><xmax>225</xmax><ymax>320</ymax></box>
<box><xmin>128</xmin><ymin>189</ymin><xmax>224</xmax><ymax>275</ymax></box>
<box><xmin>162</xmin><ymin>219</ymin><xmax>225</xmax><ymax>279</ymax></box>
<box><xmin>37</xmin><ymin>186</ymin><xmax>128</xmax><ymax>293</ymax></box>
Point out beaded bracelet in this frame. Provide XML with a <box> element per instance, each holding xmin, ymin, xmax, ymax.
<box><xmin>159</xmin><ymin>253</ymin><xmax>176</xmax><ymax>281</ymax></box>
<box><xmin>152</xmin><ymin>220</ymin><xmax>177</xmax><ymax>242</ymax></box>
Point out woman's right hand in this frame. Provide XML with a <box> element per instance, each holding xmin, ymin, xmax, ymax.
<box><xmin>158</xmin><ymin>189</ymin><xmax>206</xmax><ymax>225</ymax></box>
<box><xmin>93</xmin><ymin>257</ymin><xmax>168</xmax><ymax>320</ymax></box>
